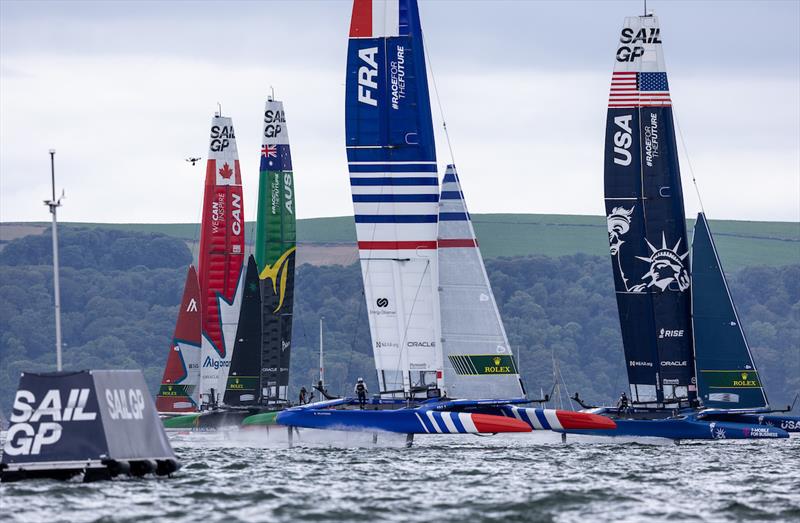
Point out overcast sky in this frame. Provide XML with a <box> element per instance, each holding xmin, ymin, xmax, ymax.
<box><xmin>1</xmin><ymin>0</ymin><xmax>798</xmax><ymax>224</ymax></box>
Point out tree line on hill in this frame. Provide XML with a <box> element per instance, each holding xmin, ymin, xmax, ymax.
<box><xmin>0</xmin><ymin>227</ymin><xmax>797</xmax><ymax>414</ymax></box>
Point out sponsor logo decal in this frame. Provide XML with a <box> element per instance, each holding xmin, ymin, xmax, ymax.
<box><xmin>210</xmin><ymin>124</ymin><xmax>235</xmax><ymax>152</ymax></box>
<box><xmin>375</xmin><ymin>341</ymin><xmax>399</xmax><ymax>349</ymax></box>
<box><xmin>230</xmin><ymin>192</ymin><xmax>242</xmax><ymax>236</ymax></box>
<box><xmin>264</xmin><ymin>109</ymin><xmax>285</xmax><ymax>138</ymax></box>
<box><xmin>629</xmin><ymin>360</ymin><xmax>653</xmax><ymax>368</ymax></box>
<box><xmin>701</xmin><ymin>370</ymin><xmax>762</xmax><ymax>389</ymax></box>
<box><xmin>659</xmin><ymin>328</ymin><xmax>684</xmax><ymax>338</ymax></box>
<box><xmin>258</xmin><ymin>246</ymin><xmax>296</xmax><ymax>312</ymax></box>
<box><xmin>202</xmin><ymin>356</ymin><xmax>231</xmax><ymax>370</ymax></box>
<box><xmin>390</xmin><ymin>45</ymin><xmax>406</xmax><ymax>110</ymax></box>
<box><xmin>612</xmin><ymin>114</ymin><xmax>633</xmax><ymax>166</ymax></box>
<box><xmin>644</xmin><ymin>112</ymin><xmax>660</xmax><ymax>167</ymax></box>
<box><xmin>661</xmin><ymin>360</ymin><xmax>688</xmax><ymax>367</ymax></box>
<box><xmin>616</xmin><ymin>27</ymin><xmax>661</xmax><ymax>63</ymax></box>
<box><xmin>407</xmin><ymin>341</ymin><xmax>435</xmax><ymax>348</ymax></box>
<box><xmin>186</xmin><ymin>298</ymin><xmax>198</xmax><ymax>313</ymax></box>
<box><xmin>357</xmin><ymin>46</ymin><xmax>378</xmax><ymax>106</ymax></box>
<box><xmin>376</xmin><ymin>298</ymin><xmax>389</xmax><ymax>308</ymax></box>
<box><xmin>449</xmin><ymin>354</ymin><xmax>518</xmax><ymax>376</ymax></box>
<box><xmin>4</xmin><ymin>388</ymin><xmax>97</xmax><ymax>456</ymax></box>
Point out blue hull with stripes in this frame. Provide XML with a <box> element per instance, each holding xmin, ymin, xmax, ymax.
<box><xmin>559</xmin><ymin>414</ymin><xmax>789</xmax><ymax>440</ymax></box>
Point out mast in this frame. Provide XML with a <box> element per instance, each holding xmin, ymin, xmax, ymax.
<box><xmin>345</xmin><ymin>0</ymin><xmax>442</xmax><ymax>399</ymax></box>
<box><xmin>44</xmin><ymin>149</ymin><xmax>63</xmax><ymax>371</ymax></box>
<box><xmin>604</xmin><ymin>14</ymin><xmax>695</xmax><ymax>406</ymax></box>
<box><xmin>319</xmin><ymin>317</ymin><xmax>325</xmax><ymax>389</ymax></box>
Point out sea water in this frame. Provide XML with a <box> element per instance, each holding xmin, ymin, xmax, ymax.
<box><xmin>1</xmin><ymin>430</ymin><xmax>798</xmax><ymax>522</ymax></box>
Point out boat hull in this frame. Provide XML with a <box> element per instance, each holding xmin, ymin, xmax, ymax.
<box><xmin>162</xmin><ymin>409</ymin><xmax>253</xmax><ymax>430</ymax></box>
<box><xmin>700</xmin><ymin>413</ymin><xmax>800</xmax><ymax>434</ymax></box>
<box><xmin>561</xmin><ymin>416</ymin><xmax>789</xmax><ymax>440</ymax></box>
<box><xmin>275</xmin><ymin>408</ymin><xmax>531</xmax><ymax>434</ymax></box>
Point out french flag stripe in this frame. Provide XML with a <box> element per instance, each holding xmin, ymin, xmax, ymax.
<box><xmin>458</xmin><ymin>413</ymin><xmax>478</xmax><ymax>433</ymax></box>
<box><xmin>519</xmin><ymin>408</ymin><xmax>539</xmax><ymax>429</ymax></box>
<box><xmin>450</xmin><ymin>412</ymin><xmax>467</xmax><ymax>433</ymax></box>
<box><xmin>349</xmin><ymin>0</ymin><xmax>400</xmax><ymax>38</ymax></box>
<box><xmin>352</xmin><ymin>194</ymin><xmax>439</xmax><ymax>203</ymax></box>
<box><xmin>348</xmin><ymin>164</ymin><xmax>438</xmax><ymax>173</ymax></box>
<box><xmin>415</xmin><ymin>412</ymin><xmax>430</xmax><ymax>433</ymax></box>
<box><xmin>350</xmin><ymin>177</ymin><xmax>438</xmax><ymax>186</ymax></box>
<box><xmin>354</xmin><ymin>214</ymin><xmax>437</xmax><ymax>224</ymax></box>
<box><xmin>439</xmin><ymin>212</ymin><xmax>469</xmax><ymax>221</ymax></box>
<box><xmin>543</xmin><ymin>410</ymin><xmax>563</xmax><ymax>430</ymax></box>
<box><xmin>426</xmin><ymin>411</ymin><xmax>443</xmax><ymax>433</ymax></box>
<box><xmin>438</xmin><ymin>239</ymin><xmax>477</xmax><ymax>248</ymax></box>
<box><xmin>358</xmin><ymin>240</ymin><xmax>437</xmax><ymax>250</ymax></box>
<box><xmin>441</xmin><ymin>412</ymin><xmax>459</xmax><ymax>433</ymax></box>
<box><xmin>535</xmin><ymin>409</ymin><xmax>552</xmax><ymax>430</ymax></box>
<box><xmin>440</xmin><ymin>191</ymin><xmax>463</xmax><ymax>200</ymax></box>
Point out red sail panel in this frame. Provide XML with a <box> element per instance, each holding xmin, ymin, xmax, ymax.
<box><xmin>198</xmin><ymin>115</ymin><xmax>245</xmax><ymax>404</ymax></box>
<box><xmin>156</xmin><ymin>265</ymin><xmax>202</xmax><ymax>412</ymax></box>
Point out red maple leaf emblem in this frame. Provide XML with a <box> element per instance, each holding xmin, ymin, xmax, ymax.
<box><xmin>218</xmin><ymin>162</ymin><xmax>233</xmax><ymax>180</ymax></box>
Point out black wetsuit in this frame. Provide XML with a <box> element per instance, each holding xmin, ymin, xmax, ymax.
<box><xmin>355</xmin><ymin>382</ymin><xmax>367</xmax><ymax>409</ymax></box>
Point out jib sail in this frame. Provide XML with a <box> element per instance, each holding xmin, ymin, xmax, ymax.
<box><xmin>255</xmin><ymin>98</ymin><xmax>296</xmax><ymax>405</ymax></box>
<box><xmin>345</xmin><ymin>0</ymin><xmax>442</xmax><ymax>398</ymax></box>
<box><xmin>156</xmin><ymin>265</ymin><xmax>202</xmax><ymax>412</ymax></box>
<box><xmin>692</xmin><ymin>213</ymin><xmax>768</xmax><ymax>409</ymax></box>
<box><xmin>438</xmin><ymin>165</ymin><xmax>525</xmax><ymax>400</ymax></box>
<box><xmin>223</xmin><ymin>256</ymin><xmax>262</xmax><ymax>406</ymax></box>
<box><xmin>604</xmin><ymin>15</ymin><xmax>695</xmax><ymax>405</ymax></box>
<box><xmin>198</xmin><ymin>114</ymin><xmax>245</xmax><ymax>406</ymax></box>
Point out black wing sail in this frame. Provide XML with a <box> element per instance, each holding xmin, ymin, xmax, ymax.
<box><xmin>604</xmin><ymin>15</ymin><xmax>695</xmax><ymax>405</ymax></box>
<box><xmin>223</xmin><ymin>255</ymin><xmax>262</xmax><ymax>406</ymax></box>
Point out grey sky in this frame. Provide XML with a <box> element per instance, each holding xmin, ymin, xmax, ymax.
<box><xmin>1</xmin><ymin>0</ymin><xmax>798</xmax><ymax>224</ymax></box>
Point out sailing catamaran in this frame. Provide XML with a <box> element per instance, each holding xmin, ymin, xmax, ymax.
<box><xmin>562</xmin><ymin>13</ymin><xmax>792</xmax><ymax>440</ymax></box>
<box><xmin>159</xmin><ymin>113</ymin><xmax>251</xmax><ymax>428</ymax></box>
<box><xmin>255</xmin><ymin>97</ymin><xmax>296</xmax><ymax>407</ymax></box>
<box><xmin>271</xmin><ymin>0</ymin><xmax>616</xmax><ymax>438</ymax></box>
<box><xmin>167</xmin><ymin>98</ymin><xmax>298</xmax><ymax>430</ymax></box>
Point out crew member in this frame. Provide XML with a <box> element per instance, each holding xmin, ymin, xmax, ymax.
<box><xmin>299</xmin><ymin>386</ymin><xmax>307</xmax><ymax>405</ymax></box>
<box><xmin>355</xmin><ymin>378</ymin><xmax>368</xmax><ymax>409</ymax></box>
<box><xmin>617</xmin><ymin>391</ymin><xmax>629</xmax><ymax>415</ymax></box>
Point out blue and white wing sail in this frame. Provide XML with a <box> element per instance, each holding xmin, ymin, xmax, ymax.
<box><xmin>345</xmin><ymin>0</ymin><xmax>442</xmax><ymax>397</ymax></box>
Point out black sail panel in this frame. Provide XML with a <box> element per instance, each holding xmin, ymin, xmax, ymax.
<box><xmin>223</xmin><ymin>255</ymin><xmax>262</xmax><ymax>406</ymax></box>
<box><xmin>604</xmin><ymin>15</ymin><xmax>695</xmax><ymax>405</ymax></box>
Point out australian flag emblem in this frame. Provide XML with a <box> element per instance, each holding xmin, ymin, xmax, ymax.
<box><xmin>260</xmin><ymin>144</ymin><xmax>292</xmax><ymax>171</ymax></box>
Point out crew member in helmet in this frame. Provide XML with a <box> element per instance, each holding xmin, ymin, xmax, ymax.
<box><xmin>617</xmin><ymin>391</ymin><xmax>629</xmax><ymax>415</ymax></box>
<box><xmin>299</xmin><ymin>386</ymin><xmax>308</xmax><ymax>405</ymax></box>
<box><xmin>354</xmin><ymin>378</ymin><xmax>368</xmax><ymax>409</ymax></box>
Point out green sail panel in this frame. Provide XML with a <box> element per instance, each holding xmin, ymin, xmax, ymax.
<box><xmin>255</xmin><ymin>98</ymin><xmax>296</xmax><ymax>404</ymax></box>
<box><xmin>692</xmin><ymin>213</ymin><xmax>768</xmax><ymax>409</ymax></box>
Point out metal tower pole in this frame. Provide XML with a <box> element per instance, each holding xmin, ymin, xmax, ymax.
<box><xmin>45</xmin><ymin>149</ymin><xmax>63</xmax><ymax>371</ymax></box>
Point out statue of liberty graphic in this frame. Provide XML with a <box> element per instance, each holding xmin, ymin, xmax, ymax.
<box><xmin>607</xmin><ymin>206</ymin><xmax>690</xmax><ymax>293</ymax></box>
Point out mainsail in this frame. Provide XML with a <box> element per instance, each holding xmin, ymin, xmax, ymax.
<box><xmin>156</xmin><ymin>265</ymin><xmax>202</xmax><ymax>412</ymax></box>
<box><xmin>604</xmin><ymin>15</ymin><xmax>695</xmax><ymax>405</ymax></box>
<box><xmin>438</xmin><ymin>165</ymin><xmax>524</xmax><ymax>400</ymax></box>
<box><xmin>255</xmin><ymin>98</ymin><xmax>296</xmax><ymax>404</ymax></box>
<box><xmin>198</xmin><ymin>114</ymin><xmax>245</xmax><ymax>406</ymax></box>
<box><xmin>692</xmin><ymin>213</ymin><xmax>768</xmax><ymax>409</ymax></box>
<box><xmin>223</xmin><ymin>255</ymin><xmax>262</xmax><ymax>406</ymax></box>
<box><xmin>346</xmin><ymin>0</ymin><xmax>442</xmax><ymax>397</ymax></box>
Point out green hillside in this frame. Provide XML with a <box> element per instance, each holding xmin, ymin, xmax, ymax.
<box><xmin>3</xmin><ymin>214</ymin><xmax>797</xmax><ymax>271</ymax></box>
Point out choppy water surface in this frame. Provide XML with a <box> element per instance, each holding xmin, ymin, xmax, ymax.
<box><xmin>1</xmin><ymin>431</ymin><xmax>799</xmax><ymax>522</ymax></box>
